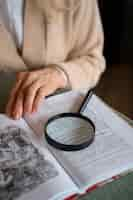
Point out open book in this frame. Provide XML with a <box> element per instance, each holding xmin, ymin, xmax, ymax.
<box><xmin>0</xmin><ymin>91</ymin><xmax>133</xmax><ymax>200</ymax></box>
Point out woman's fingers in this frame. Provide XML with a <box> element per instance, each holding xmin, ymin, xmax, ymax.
<box><xmin>13</xmin><ymin>71</ymin><xmax>42</xmax><ymax>115</ymax></box>
<box><xmin>6</xmin><ymin>81</ymin><xmax>21</xmax><ymax>116</ymax></box>
<box><xmin>32</xmin><ymin>87</ymin><xmax>45</xmax><ymax>113</ymax></box>
<box><xmin>6</xmin><ymin>67</ymin><xmax>66</xmax><ymax>120</ymax></box>
<box><xmin>12</xmin><ymin>92</ymin><xmax>24</xmax><ymax>120</ymax></box>
<box><xmin>8</xmin><ymin>72</ymin><xmax>38</xmax><ymax>119</ymax></box>
<box><xmin>23</xmin><ymin>81</ymin><xmax>42</xmax><ymax>114</ymax></box>
<box><xmin>32</xmin><ymin>84</ymin><xmax>56</xmax><ymax>113</ymax></box>
<box><xmin>13</xmin><ymin>80</ymin><xmax>43</xmax><ymax>118</ymax></box>
<box><xmin>6</xmin><ymin>94</ymin><xmax>15</xmax><ymax>117</ymax></box>
<box><xmin>6</xmin><ymin>72</ymin><xmax>26</xmax><ymax>117</ymax></box>
<box><xmin>19</xmin><ymin>71</ymin><xmax>38</xmax><ymax>92</ymax></box>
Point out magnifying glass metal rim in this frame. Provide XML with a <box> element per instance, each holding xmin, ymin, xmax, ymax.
<box><xmin>44</xmin><ymin>113</ymin><xmax>95</xmax><ymax>151</ymax></box>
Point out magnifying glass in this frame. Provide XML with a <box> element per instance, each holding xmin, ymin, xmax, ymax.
<box><xmin>44</xmin><ymin>91</ymin><xmax>95</xmax><ymax>151</ymax></box>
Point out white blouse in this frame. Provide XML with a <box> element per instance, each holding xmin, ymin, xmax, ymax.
<box><xmin>0</xmin><ymin>0</ymin><xmax>24</xmax><ymax>49</ymax></box>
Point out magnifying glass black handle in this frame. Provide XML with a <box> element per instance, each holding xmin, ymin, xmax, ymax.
<box><xmin>78</xmin><ymin>90</ymin><xmax>93</xmax><ymax>113</ymax></box>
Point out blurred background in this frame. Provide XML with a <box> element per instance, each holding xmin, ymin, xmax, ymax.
<box><xmin>95</xmin><ymin>0</ymin><xmax>133</xmax><ymax>118</ymax></box>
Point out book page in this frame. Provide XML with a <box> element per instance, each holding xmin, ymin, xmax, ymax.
<box><xmin>0</xmin><ymin>115</ymin><xmax>78</xmax><ymax>200</ymax></box>
<box><xmin>47</xmin><ymin>94</ymin><xmax>133</xmax><ymax>191</ymax></box>
<box><xmin>24</xmin><ymin>91</ymin><xmax>84</xmax><ymax>137</ymax></box>
<box><xmin>25</xmin><ymin>91</ymin><xmax>133</xmax><ymax>192</ymax></box>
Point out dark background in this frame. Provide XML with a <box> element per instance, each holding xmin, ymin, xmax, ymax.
<box><xmin>95</xmin><ymin>0</ymin><xmax>133</xmax><ymax>118</ymax></box>
<box><xmin>99</xmin><ymin>0</ymin><xmax>133</xmax><ymax>64</ymax></box>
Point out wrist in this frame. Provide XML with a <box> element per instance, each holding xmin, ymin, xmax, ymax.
<box><xmin>54</xmin><ymin>66</ymin><xmax>68</xmax><ymax>88</ymax></box>
<box><xmin>46</xmin><ymin>65</ymin><xmax>68</xmax><ymax>89</ymax></box>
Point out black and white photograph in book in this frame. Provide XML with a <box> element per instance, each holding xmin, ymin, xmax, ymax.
<box><xmin>0</xmin><ymin>126</ymin><xmax>59</xmax><ymax>200</ymax></box>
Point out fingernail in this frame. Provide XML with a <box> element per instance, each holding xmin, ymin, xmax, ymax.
<box><xmin>32</xmin><ymin>108</ymin><xmax>37</xmax><ymax>113</ymax></box>
<box><xmin>15</xmin><ymin>114</ymin><xmax>20</xmax><ymax>120</ymax></box>
<box><xmin>13</xmin><ymin>112</ymin><xmax>20</xmax><ymax>120</ymax></box>
<box><xmin>32</xmin><ymin>108</ymin><xmax>36</xmax><ymax>113</ymax></box>
<box><xmin>24</xmin><ymin>107</ymin><xmax>29</xmax><ymax>114</ymax></box>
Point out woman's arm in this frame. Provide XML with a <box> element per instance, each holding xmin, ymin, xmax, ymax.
<box><xmin>54</xmin><ymin>0</ymin><xmax>106</xmax><ymax>91</ymax></box>
<box><xmin>6</xmin><ymin>0</ymin><xmax>105</xmax><ymax>119</ymax></box>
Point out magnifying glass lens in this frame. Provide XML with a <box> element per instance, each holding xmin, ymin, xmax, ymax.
<box><xmin>45</xmin><ymin>114</ymin><xmax>95</xmax><ymax>151</ymax></box>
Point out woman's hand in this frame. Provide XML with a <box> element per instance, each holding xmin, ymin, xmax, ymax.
<box><xmin>6</xmin><ymin>67</ymin><xmax>67</xmax><ymax>120</ymax></box>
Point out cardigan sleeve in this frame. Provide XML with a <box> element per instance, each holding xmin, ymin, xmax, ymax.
<box><xmin>54</xmin><ymin>0</ymin><xmax>106</xmax><ymax>91</ymax></box>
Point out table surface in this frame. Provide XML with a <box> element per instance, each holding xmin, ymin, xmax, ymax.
<box><xmin>0</xmin><ymin>72</ymin><xmax>132</xmax><ymax>200</ymax></box>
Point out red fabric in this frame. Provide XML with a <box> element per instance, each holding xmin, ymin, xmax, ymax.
<box><xmin>64</xmin><ymin>194</ymin><xmax>77</xmax><ymax>200</ymax></box>
<box><xmin>86</xmin><ymin>184</ymin><xmax>98</xmax><ymax>193</ymax></box>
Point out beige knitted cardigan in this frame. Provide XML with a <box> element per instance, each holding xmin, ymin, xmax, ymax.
<box><xmin>0</xmin><ymin>0</ymin><xmax>105</xmax><ymax>91</ymax></box>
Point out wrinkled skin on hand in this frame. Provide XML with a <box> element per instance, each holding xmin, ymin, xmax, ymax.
<box><xmin>6</xmin><ymin>67</ymin><xmax>66</xmax><ymax>120</ymax></box>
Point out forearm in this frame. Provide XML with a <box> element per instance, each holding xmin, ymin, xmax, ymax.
<box><xmin>54</xmin><ymin>54</ymin><xmax>105</xmax><ymax>91</ymax></box>
<box><xmin>52</xmin><ymin>0</ymin><xmax>106</xmax><ymax>91</ymax></box>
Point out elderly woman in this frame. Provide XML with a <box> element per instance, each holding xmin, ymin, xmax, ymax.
<box><xmin>0</xmin><ymin>0</ymin><xmax>105</xmax><ymax>119</ymax></box>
